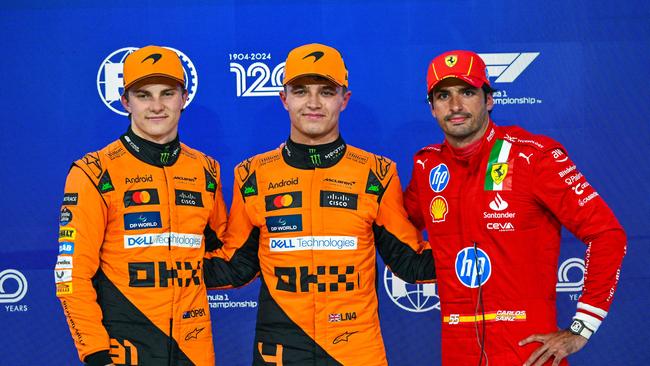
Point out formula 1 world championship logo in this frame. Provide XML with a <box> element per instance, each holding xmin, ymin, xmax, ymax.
<box><xmin>0</xmin><ymin>269</ymin><xmax>28</xmax><ymax>303</ymax></box>
<box><xmin>478</xmin><ymin>52</ymin><xmax>539</xmax><ymax>83</ymax></box>
<box><xmin>97</xmin><ymin>47</ymin><xmax>199</xmax><ymax>116</ymax></box>
<box><xmin>384</xmin><ymin>267</ymin><xmax>439</xmax><ymax>313</ymax></box>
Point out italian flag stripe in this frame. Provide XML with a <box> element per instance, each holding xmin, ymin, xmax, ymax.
<box><xmin>484</xmin><ymin>139</ymin><xmax>512</xmax><ymax>191</ymax></box>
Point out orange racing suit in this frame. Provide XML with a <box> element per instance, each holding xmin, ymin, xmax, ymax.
<box><xmin>204</xmin><ymin>136</ymin><xmax>435</xmax><ymax>366</ymax></box>
<box><xmin>56</xmin><ymin>128</ymin><xmax>227</xmax><ymax>366</ymax></box>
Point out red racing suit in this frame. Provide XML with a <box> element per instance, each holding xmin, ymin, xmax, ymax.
<box><xmin>56</xmin><ymin>128</ymin><xmax>227</xmax><ymax>366</ymax></box>
<box><xmin>204</xmin><ymin>137</ymin><xmax>435</xmax><ymax>366</ymax></box>
<box><xmin>404</xmin><ymin>122</ymin><xmax>626</xmax><ymax>366</ymax></box>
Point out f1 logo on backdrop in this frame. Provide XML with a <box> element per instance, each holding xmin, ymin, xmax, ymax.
<box><xmin>383</xmin><ymin>267</ymin><xmax>439</xmax><ymax>313</ymax></box>
<box><xmin>97</xmin><ymin>47</ymin><xmax>199</xmax><ymax>116</ymax></box>
<box><xmin>0</xmin><ymin>269</ymin><xmax>28</xmax><ymax>304</ymax></box>
<box><xmin>479</xmin><ymin>52</ymin><xmax>540</xmax><ymax>83</ymax></box>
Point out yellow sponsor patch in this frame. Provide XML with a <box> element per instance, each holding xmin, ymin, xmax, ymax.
<box><xmin>59</xmin><ymin>227</ymin><xmax>76</xmax><ymax>241</ymax></box>
<box><xmin>56</xmin><ymin>282</ymin><xmax>73</xmax><ymax>295</ymax></box>
<box><xmin>490</xmin><ymin>163</ymin><xmax>509</xmax><ymax>185</ymax></box>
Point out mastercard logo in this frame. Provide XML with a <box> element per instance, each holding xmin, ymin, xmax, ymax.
<box><xmin>273</xmin><ymin>194</ymin><xmax>294</xmax><ymax>208</ymax></box>
<box><xmin>265</xmin><ymin>191</ymin><xmax>302</xmax><ymax>211</ymax></box>
<box><xmin>124</xmin><ymin>189</ymin><xmax>160</xmax><ymax>207</ymax></box>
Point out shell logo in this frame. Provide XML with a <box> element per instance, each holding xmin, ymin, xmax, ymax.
<box><xmin>273</xmin><ymin>194</ymin><xmax>294</xmax><ymax>208</ymax></box>
<box><xmin>132</xmin><ymin>190</ymin><xmax>152</xmax><ymax>204</ymax></box>
<box><xmin>430</xmin><ymin>196</ymin><xmax>448</xmax><ymax>223</ymax></box>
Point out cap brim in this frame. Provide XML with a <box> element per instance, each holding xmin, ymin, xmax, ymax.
<box><xmin>283</xmin><ymin>73</ymin><xmax>344</xmax><ymax>87</ymax></box>
<box><xmin>124</xmin><ymin>74</ymin><xmax>185</xmax><ymax>92</ymax></box>
<box><xmin>428</xmin><ymin>74</ymin><xmax>485</xmax><ymax>92</ymax></box>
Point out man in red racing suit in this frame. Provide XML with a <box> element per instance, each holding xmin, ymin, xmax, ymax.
<box><xmin>403</xmin><ymin>50</ymin><xmax>626</xmax><ymax>366</ymax></box>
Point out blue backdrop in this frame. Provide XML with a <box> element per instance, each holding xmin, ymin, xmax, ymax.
<box><xmin>1</xmin><ymin>1</ymin><xmax>648</xmax><ymax>365</ymax></box>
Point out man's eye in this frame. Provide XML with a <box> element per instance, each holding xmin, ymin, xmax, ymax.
<box><xmin>321</xmin><ymin>90</ymin><xmax>335</xmax><ymax>96</ymax></box>
<box><xmin>464</xmin><ymin>90</ymin><xmax>476</xmax><ymax>96</ymax></box>
<box><xmin>136</xmin><ymin>93</ymin><xmax>149</xmax><ymax>99</ymax></box>
<box><xmin>436</xmin><ymin>93</ymin><xmax>449</xmax><ymax>100</ymax></box>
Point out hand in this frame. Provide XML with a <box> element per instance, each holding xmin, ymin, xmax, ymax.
<box><xmin>519</xmin><ymin>329</ymin><xmax>588</xmax><ymax>366</ymax></box>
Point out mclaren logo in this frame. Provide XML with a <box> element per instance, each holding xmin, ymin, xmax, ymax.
<box><xmin>303</xmin><ymin>51</ymin><xmax>325</xmax><ymax>62</ymax></box>
<box><xmin>142</xmin><ymin>53</ymin><xmax>162</xmax><ymax>64</ymax></box>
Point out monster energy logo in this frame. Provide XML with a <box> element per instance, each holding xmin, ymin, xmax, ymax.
<box><xmin>160</xmin><ymin>152</ymin><xmax>171</xmax><ymax>164</ymax></box>
<box><xmin>244</xmin><ymin>186</ymin><xmax>256</xmax><ymax>195</ymax></box>
<box><xmin>308</xmin><ymin>148</ymin><xmax>322</xmax><ymax>166</ymax></box>
<box><xmin>207</xmin><ymin>182</ymin><xmax>215</xmax><ymax>190</ymax></box>
<box><xmin>367</xmin><ymin>184</ymin><xmax>379</xmax><ymax>192</ymax></box>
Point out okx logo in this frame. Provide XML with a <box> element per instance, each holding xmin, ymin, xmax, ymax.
<box><xmin>479</xmin><ymin>52</ymin><xmax>539</xmax><ymax>83</ymax></box>
<box><xmin>97</xmin><ymin>47</ymin><xmax>198</xmax><ymax>115</ymax></box>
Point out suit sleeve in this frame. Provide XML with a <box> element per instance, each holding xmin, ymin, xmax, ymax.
<box><xmin>204</xmin><ymin>174</ymin><xmax>260</xmax><ymax>289</ymax></box>
<box><xmin>532</xmin><ymin>146</ymin><xmax>626</xmax><ymax>333</ymax></box>
<box><xmin>404</xmin><ymin>158</ymin><xmax>426</xmax><ymax>231</ymax></box>
<box><xmin>56</xmin><ymin>165</ymin><xmax>113</xmax><ymax>364</ymax></box>
<box><xmin>203</xmin><ymin>160</ymin><xmax>227</xmax><ymax>252</ymax></box>
<box><xmin>374</xmin><ymin>163</ymin><xmax>435</xmax><ymax>283</ymax></box>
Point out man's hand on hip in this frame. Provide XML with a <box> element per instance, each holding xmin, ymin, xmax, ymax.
<box><xmin>519</xmin><ymin>329</ymin><xmax>588</xmax><ymax>366</ymax></box>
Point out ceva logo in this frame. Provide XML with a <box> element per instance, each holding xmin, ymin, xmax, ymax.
<box><xmin>97</xmin><ymin>47</ymin><xmax>198</xmax><ymax>116</ymax></box>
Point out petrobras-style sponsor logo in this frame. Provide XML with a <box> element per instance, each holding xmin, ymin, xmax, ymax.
<box><xmin>384</xmin><ymin>267</ymin><xmax>439</xmax><ymax>313</ymax></box>
<box><xmin>455</xmin><ymin>247</ymin><xmax>491</xmax><ymax>288</ymax></box>
<box><xmin>0</xmin><ymin>269</ymin><xmax>28</xmax><ymax>304</ymax></box>
<box><xmin>269</xmin><ymin>236</ymin><xmax>358</xmax><ymax>252</ymax></box>
<box><xmin>556</xmin><ymin>257</ymin><xmax>585</xmax><ymax>293</ymax></box>
<box><xmin>488</xmin><ymin>193</ymin><xmax>508</xmax><ymax>211</ymax></box>
<box><xmin>229</xmin><ymin>52</ymin><xmax>284</xmax><ymax>97</ymax></box>
<box><xmin>175</xmin><ymin>190</ymin><xmax>204</xmax><ymax>207</ymax></box>
<box><xmin>62</xmin><ymin>193</ymin><xmax>78</xmax><ymax>206</ymax></box>
<box><xmin>266</xmin><ymin>214</ymin><xmax>302</xmax><ymax>233</ymax></box>
<box><xmin>58</xmin><ymin>242</ymin><xmax>74</xmax><ymax>255</ymax></box>
<box><xmin>552</xmin><ymin>148</ymin><xmax>568</xmax><ymax>163</ymax></box>
<box><xmin>428</xmin><ymin>164</ymin><xmax>450</xmax><ymax>192</ymax></box>
<box><xmin>486</xmin><ymin>222</ymin><xmax>515</xmax><ymax>232</ymax></box>
<box><xmin>123</xmin><ymin>212</ymin><xmax>162</xmax><ymax>230</ymax></box>
<box><xmin>558</xmin><ymin>165</ymin><xmax>577</xmax><ymax>178</ymax></box>
<box><xmin>123</xmin><ymin>232</ymin><xmax>203</xmax><ymax>249</ymax></box>
<box><xmin>125</xmin><ymin>174</ymin><xmax>153</xmax><ymax>184</ymax></box>
<box><xmin>54</xmin><ymin>269</ymin><xmax>72</xmax><ymax>283</ymax></box>
<box><xmin>55</xmin><ymin>256</ymin><xmax>73</xmax><ymax>269</ymax></box>
<box><xmin>320</xmin><ymin>191</ymin><xmax>358</xmax><ymax>210</ymax></box>
<box><xmin>578</xmin><ymin>192</ymin><xmax>599</xmax><ymax>207</ymax></box>
<box><xmin>97</xmin><ymin>46</ymin><xmax>198</xmax><ymax>115</ymax></box>
<box><xmin>182</xmin><ymin>307</ymin><xmax>206</xmax><ymax>319</ymax></box>
<box><xmin>268</xmin><ymin>177</ymin><xmax>299</xmax><ymax>190</ymax></box>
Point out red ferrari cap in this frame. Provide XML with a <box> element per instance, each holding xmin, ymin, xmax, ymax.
<box><xmin>426</xmin><ymin>50</ymin><xmax>490</xmax><ymax>93</ymax></box>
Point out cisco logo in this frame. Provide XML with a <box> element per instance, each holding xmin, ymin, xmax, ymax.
<box><xmin>97</xmin><ymin>46</ymin><xmax>198</xmax><ymax>116</ymax></box>
<box><xmin>383</xmin><ymin>267</ymin><xmax>439</xmax><ymax>313</ymax></box>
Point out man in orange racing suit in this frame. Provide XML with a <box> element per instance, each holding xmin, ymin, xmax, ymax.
<box><xmin>403</xmin><ymin>50</ymin><xmax>626</xmax><ymax>365</ymax></box>
<box><xmin>56</xmin><ymin>45</ymin><xmax>227</xmax><ymax>366</ymax></box>
<box><xmin>203</xmin><ymin>43</ymin><xmax>435</xmax><ymax>365</ymax></box>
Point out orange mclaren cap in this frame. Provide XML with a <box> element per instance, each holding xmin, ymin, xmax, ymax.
<box><xmin>123</xmin><ymin>45</ymin><xmax>185</xmax><ymax>91</ymax></box>
<box><xmin>283</xmin><ymin>43</ymin><xmax>348</xmax><ymax>87</ymax></box>
<box><xmin>426</xmin><ymin>50</ymin><xmax>490</xmax><ymax>93</ymax></box>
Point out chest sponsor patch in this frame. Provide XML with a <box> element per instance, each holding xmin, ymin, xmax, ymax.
<box><xmin>266</xmin><ymin>214</ymin><xmax>302</xmax><ymax>233</ymax></box>
<box><xmin>54</xmin><ymin>269</ymin><xmax>72</xmax><ymax>283</ymax></box>
<box><xmin>123</xmin><ymin>212</ymin><xmax>162</xmax><ymax>230</ymax></box>
<box><xmin>59</xmin><ymin>242</ymin><xmax>74</xmax><ymax>255</ymax></box>
<box><xmin>124</xmin><ymin>188</ymin><xmax>160</xmax><ymax>207</ymax></box>
<box><xmin>430</xmin><ymin>196</ymin><xmax>448</xmax><ymax>223</ymax></box>
<box><xmin>455</xmin><ymin>247</ymin><xmax>491</xmax><ymax>288</ymax></box>
<box><xmin>62</xmin><ymin>193</ymin><xmax>78</xmax><ymax>206</ymax></box>
<box><xmin>55</xmin><ymin>255</ymin><xmax>73</xmax><ymax>269</ymax></box>
<box><xmin>320</xmin><ymin>191</ymin><xmax>358</xmax><ymax>210</ymax></box>
<box><xmin>123</xmin><ymin>232</ymin><xmax>203</xmax><ymax>249</ymax></box>
<box><xmin>269</xmin><ymin>236</ymin><xmax>358</xmax><ymax>251</ymax></box>
<box><xmin>175</xmin><ymin>190</ymin><xmax>203</xmax><ymax>207</ymax></box>
<box><xmin>265</xmin><ymin>191</ymin><xmax>302</xmax><ymax>211</ymax></box>
<box><xmin>429</xmin><ymin>163</ymin><xmax>450</xmax><ymax>192</ymax></box>
<box><xmin>484</xmin><ymin>140</ymin><xmax>513</xmax><ymax>191</ymax></box>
